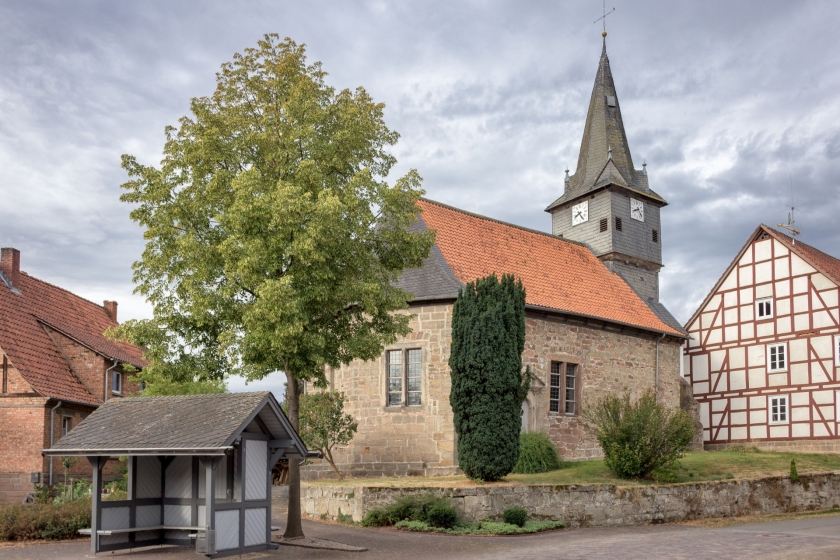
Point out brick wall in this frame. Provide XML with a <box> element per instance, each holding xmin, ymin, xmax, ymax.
<box><xmin>306</xmin><ymin>303</ymin><xmax>683</xmax><ymax>478</ymax></box>
<box><xmin>44</xmin><ymin>327</ymin><xmax>109</xmax><ymax>401</ymax></box>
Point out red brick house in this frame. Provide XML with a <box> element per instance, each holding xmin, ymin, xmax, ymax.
<box><xmin>0</xmin><ymin>247</ymin><xmax>146</xmax><ymax>502</ymax></box>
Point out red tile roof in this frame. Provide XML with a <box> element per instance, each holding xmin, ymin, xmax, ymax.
<box><xmin>0</xmin><ymin>271</ymin><xmax>146</xmax><ymax>405</ymax></box>
<box><xmin>764</xmin><ymin>226</ymin><xmax>840</xmax><ymax>286</ymax></box>
<box><xmin>417</xmin><ymin>199</ymin><xmax>683</xmax><ymax>336</ymax></box>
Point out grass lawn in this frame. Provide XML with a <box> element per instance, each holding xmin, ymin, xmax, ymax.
<box><xmin>305</xmin><ymin>448</ymin><xmax>840</xmax><ymax>488</ymax></box>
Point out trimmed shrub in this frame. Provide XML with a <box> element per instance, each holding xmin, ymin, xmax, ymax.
<box><xmin>583</xmin><ymin>390</ymin><xmax>694</xmax><ymax>479</ymax></box>
<box><xmin>0</xmin><ymin>499</ymin><xmax>91</xmax><ymax>541</ymax></box>
<box><xmin>513</xmin><ymin>433</ymin><xmax>563</xmax><ymax>474</ymax></box>
<box><xmin>426</xmin><ymin>504</ymin><xmax>458</xmax><ymax>529</ymax></box>
<box><xmin>503</xmin><ymin>507</ymin><xmax>527</xmax><ymax>527</ymax></box>
<box><xmin>449</xmin><ymin>274</ymin><xmax>526</xmax><ymax>482</ymax></box>
<box><xmin>790</xmin><ymin>458</ymin><xmax>799</xmax><ymax>483</ymax></box>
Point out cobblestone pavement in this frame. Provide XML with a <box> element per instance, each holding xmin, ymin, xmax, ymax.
<box><xmin>0</xmin><ymin>514</ymin><xmax>838</xmax><ymax>560</ymax></box>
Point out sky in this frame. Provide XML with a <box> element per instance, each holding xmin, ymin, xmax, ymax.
<box><xmin>2</xmin><ymin>1</ymin><xmax>839</xmax><ymax>394</ymax></box>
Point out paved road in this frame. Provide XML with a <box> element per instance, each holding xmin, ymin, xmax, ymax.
<box><xmin>1</xmin><ymin>515</ymin><xmax>839</xmax><ymax>560</ymax></box>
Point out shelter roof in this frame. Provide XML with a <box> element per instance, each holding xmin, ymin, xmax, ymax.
<box><xmin>0</xmin><ymin>270</ymin><xmax>146</xmax><ymax>405</ymax></box>
<box><xmin>397</xmin><ymin>199</ymin><xmax>684</xmax><ymax>337</ymax></box>
<box><xmin>44</xmin><ymin>392</ymin><xmax>309</xmax><ymax>457</ymax></box>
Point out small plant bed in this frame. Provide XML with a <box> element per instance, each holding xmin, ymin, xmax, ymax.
<box><xmin>394</xmin><ymin>519</ymin><xmax>565</xmax><ymax>535</ymax></box>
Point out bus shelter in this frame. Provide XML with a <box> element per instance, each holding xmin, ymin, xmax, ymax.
<box><xmin>43</xmin><ymin>392</ymin><xmax>314</xmax><ymax>558</ymax></box>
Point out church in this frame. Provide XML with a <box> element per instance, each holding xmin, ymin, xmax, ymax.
<box><xmin>302</xmin><ymin>39</ymin><xmax>691</xmax><ymax>479</ymax></box>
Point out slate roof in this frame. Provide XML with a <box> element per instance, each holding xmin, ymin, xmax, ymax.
<box><xmin>545</xmin><ymin>40</ymin><xmax>667</xmax><ymax>212</ymax></box>
<box><xmin>400</xmin><ymin>199</ymin><xmax>684</xmax><ymax>337</ymax></box>
<box><xmin>685</xmin><ymin>224</ymin><xmax>840</xmax><ymax>330</ymax></box>
<box><xmin>45</xmin><ymin>392</ymin><xmax>306</xmax><ymax>455</ymax></box>
<box><xmin>0</xmin><ymin>269</ymin><xmax>146</xmax><ymax>405</ymax></box>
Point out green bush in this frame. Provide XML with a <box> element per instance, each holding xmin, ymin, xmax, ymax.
<box><xmin>503</xmin><ymin>507</ymin><xmax>527</xmax><ymax>527</ymax></box>
<box><xmin>360</xmin><ymin>495</ymin><xmax>457</xmax><ymax>527</ymax></box>
<box><xmin>513</xmin><ymin>433</ymin><xmax>562</xmax><ymax>474</ymax></box>
<box><xmin>0</xmin><ymin>499</ymin><xmax>91</xmax><ymax>541</ymax></box>
<box><xmin>582</xmin><ymin>390</ymin><xmax>694</xmax><ymax>479</ymax></box>
<box><xmin>426</xmin><ymin>504</ymin><xmax>458</xmax><ymax>528</ymax></box>
<box><xmin>790</xmin><ymin>458</ymin><xmax>799</xmax><ymax>483</ymax></box>
<box><xmin>449</xmin><ymin>274</ymin><xmax>526</xmax><ymax>482</ymax></box>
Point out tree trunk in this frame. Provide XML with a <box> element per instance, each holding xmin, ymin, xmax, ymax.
<box><xmin>283</xmin><ymin>368</ymin><xmax>305</xmax><ymax>539</ymax></box>
<box><xmin>324</xmin><ymin>447</ymin><xmax>344</xmax><ymax>480</ymax></box>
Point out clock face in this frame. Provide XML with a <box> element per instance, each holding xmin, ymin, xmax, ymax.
<box><xmin>630</xmin><ymin>198</ymin><xmax>644</xmax><ymax>222</ymax></box>
<box><xmin>572</xmin><ymin>201</ymin><xmax>589</xmax><ymax>226</ymax></box>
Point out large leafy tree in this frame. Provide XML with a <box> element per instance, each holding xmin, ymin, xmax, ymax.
<box><xmin>449</xmin><ymin>273</ymin><xmax>526</xmax><ymax>481</ymax></box>
<box><xmin>113</xmin><ymin>34</ymin><xmax>433</xmax><ymax>538</ymax></box>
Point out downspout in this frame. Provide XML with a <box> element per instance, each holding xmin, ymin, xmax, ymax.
<box><xmin>49</xmin><ymin>400</ymin><xmax>62</xmax><ymax>486</ymax></box>
<box><xmin>655</xmin><ymin>333</ymin><xmax>667</xmax><ymax>401</ymax></box>
<box><xmin>104</xmin><ymin>359</ymin><xmax>118</xmax><ymax>402</ymax></box>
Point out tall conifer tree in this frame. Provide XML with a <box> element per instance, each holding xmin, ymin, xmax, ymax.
<box><xmin>449</xmin><ymin>273</ymin><xmax>525</xmax><ymax>481</ymax></box>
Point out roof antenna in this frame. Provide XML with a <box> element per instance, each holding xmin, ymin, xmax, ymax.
<box><xmin>594</xmin><ymin>0</ymin><xmax>615</xmax><ymax>38</ymax></box>
<box><xmin>777</xmin><ymin>173</ymin><xmax>801</xmax><ymax>244</ymax></box>
<box><xmin>608</xmin><ymin>145</ymin><xmax>613</xmax><ymax>160</ymax></box>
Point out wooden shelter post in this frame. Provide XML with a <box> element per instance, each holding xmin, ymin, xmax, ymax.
<box><xmin>86</xmin><ymin>456</ymin><xmax>105</xmax><ymax>554</ymax></box>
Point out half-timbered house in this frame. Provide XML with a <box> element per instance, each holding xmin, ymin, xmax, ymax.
<box><xmin>683</xmin><ymin>225</ymin><xmax>840</xmax><ymax>452</ymax></box>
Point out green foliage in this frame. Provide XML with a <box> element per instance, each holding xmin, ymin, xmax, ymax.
<box><xmin>790</xmin><ymin>458</ymin><xmax>799</xmax><ymax>483</ymax></box>
<box><xmin>426</xmin><ymin>504</ymin><xmax>458</xmax><ymax>529</ymax></box>
<box><xmin>360</xmin><ymin>495</ymin><xmax>456</xmax><ymax>527</ymax></box>
<box><xmin>131</xmin><ymin>365</ymin><xmax>227</xmax><ymax>396</ymax></box>
<box><xmin>299</xmin><ymin>391</ymin><xmax>358</xmax><ymax>480</ymax></box>
<box><xmin>513</xmin><ymin>433</ymin><xmax>563</xmax><ymax>474</ymax></box>
<box><xmin>502</xmin><ymin>507</ymin><xmax>527</xmax><ymax>527</ymax></box>
<box><xmin>52</xmin><ymin>479</ymin><xmax>92</xmax><ymax>505</ymax></box>
<box><xmin>582</xmin><ymin>390</ymin><xmax>695</xmax><ymax>480</ymax></box>
<box><xmin>394</xmin><ymin>519</ymin><xmax>564</xmax><ymax>535</ymax></box>
<box><xmin>31</xmin><ymin>485</ymin><xmax>52</xmax><ymax>504</ymax></box>
<box><xmin>449</xmin><ymin>274</ymin><xmax>527</xmax><ymax>481</ymax></box>
<box><xmin>0</xmin><ymin>499</ymin><xmax>91</xmax><ymax>541</ymax></box>
<box><xmin>109</xmin><ymin>33</ymin><xmax>433</xmax><ymax>394</ymax></box>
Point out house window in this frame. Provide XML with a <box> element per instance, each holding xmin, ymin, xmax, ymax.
<box><xmin>767</xmin><ymin>343</ymin><xmax>787</xmax><ymax>372</ymax></box>
<box><xmin>599</xmin><ymin>218</ymin><xmax>608</xmax><ymax>233</ymax></box>
<box><xmin>769</xmin><ymin>395</ymin><xmax>788</xmax><ymax>424</ymax></box>
<box><xmin>652</xmin><ymin>229</ymin><xmax>659</xmax><ymax>243</ymax></box>
<box><xmin>756</xmin><ymin>297</ymin><xmax>773</xmax><ymax>319</ymax></box>
<box><xmin>61</xmin><ymin>417</ymin><xmax>71</xmax><ymax>436</ymax></box>
<box><xmin>615</xmin><ymin>217</ymin><xmax>623</xmax><ymax>231</ymax></box>
<box><xmin>386</xmin><ymin>349</ymin><xmax>421</xmax><ymax>407</ymax></box>
<box><xmin>111</xmin><ymin>371</ymin><xmax>122</xmax><ymax>395</ymax></box>
<box><xmin>549</xmin><ymin>362</ymin><xmax>578</xmax><ymax>415</ymax></box>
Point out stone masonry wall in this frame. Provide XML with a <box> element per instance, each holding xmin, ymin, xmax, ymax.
<box><xmin>305</xmin><ymin>304</ymin><xmax>684</xmax><ymax>478</ymax></box>
<box><xmin>706</xmin><ymin>440</ymin><xmax>840</xmax><ymax>454</ymax></box>
<box><xmin>302</xmin><ymin>473</ymin><xmax>840</xmax><ymax>526</ymax></box>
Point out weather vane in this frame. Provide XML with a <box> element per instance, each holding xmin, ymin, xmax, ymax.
<box><xmin>594</xmin><ymin>0</ymin><xmax>615</xmax><ymax>37</ymax></box>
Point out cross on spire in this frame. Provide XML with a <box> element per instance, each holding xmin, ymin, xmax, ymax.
<box><xmin>594</xmin><ymin>1</ymin><xmax>615</xmax><ymax>37</ymax></box>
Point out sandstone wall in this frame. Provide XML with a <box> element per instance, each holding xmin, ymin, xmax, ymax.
<box><xmin>706</xmin><ymin>440</ymin><xmax>840</xmax><ymax>454</ymax></box>
<box><xmin>301</xmin><ymin>473</ymin><xmax>840</xmax><ymax>526</ymax></box>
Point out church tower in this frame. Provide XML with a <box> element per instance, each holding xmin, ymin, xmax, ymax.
<box><xmin>546</xmin><ymin>39</ymin><xmax>667</xmax><ymax>303</ymax></box>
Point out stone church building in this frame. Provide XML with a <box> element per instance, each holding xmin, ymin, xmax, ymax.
<box><xmin>304</xmin><ymin>41</ymin><xmax>689</xmax><ymax>479</ymax></box>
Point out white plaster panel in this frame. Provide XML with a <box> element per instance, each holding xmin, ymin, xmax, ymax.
<box><xmin>724</xmin><ymin>307</ymin><xmax>738</xmax><ymax>325</ymax></box>
<box><xmin>775</xmin><ymin>280</ymin><xmax>790</xmax><ymax>297</ymax></box>
<box><xmin>748</xmin><ymin>369</ymin><xmax>765</xmax><ymax>389</ymax></box>
<box><xmin>712</xmin><ymin>399</ymin><xmax>727</xmax><ymax>412</ymax></box>
<box><xmin>700</xmin><ymin>402</ymin><xmax>710</xmax><ymax>427</ymax></box>
<box><xmin>707</xmin><ymin>329</ymin><xmax>722</xmax><ymax>345</ymax></box>
<box><xmin>741</xmin><ymin>323</ymin><xmax>755</xmax><ymax>340</ymax></box>
<box><xmin>739</xmin><ymin>249</ymin><xmax>753</xmax><ymax>265</ymax></box>
<box><xmin>692</xmin><ymin>354</ymin><xmax>709</xmax><ymax>381</ymax></box>
<box><xmin>813</xmin><ymin>390</ymin><xmax>834</xmax><ymax>404</ymax></box>
<box><xmin>740</xmin><ymin>288</ymin><xmax>754</xmax><ymax>305</ymax></box>
<box><xmin>792</xmin><ymin>407</ymin><xmax>810</xmax><ymax>422</ymax></box>
<box><xmin>730</xmin><ymin>370</ymin><xmax>746</xmax><ymax>390</ymax></box>
<box><xmin>750</xmin><ymin>410</ymin><xmax>767</xmax><ymax>424</ymax></box>
<box><xmin>715</xmin><ymin>428</ymin><xmax>729</xmax><ymax>441</ymax></box>
<box><xmin>794</xmin><ymin>314</ymin><xmax>810</xmax><ymax>332</ymax></box>
<box><xmin>705</xmin><ymin>294</ymin><xmax>722</xmax><ymax>314</ymax></box>
<box><xmin>812</xmin><ymin>273</ymin><xmax>836</xmax><ymax>291</ymax></box>
<box><xmin>812</xmin><ymin>362</ymin><xmax>831</xmax><ymax>384</ymax></box>
<box><xmin>814</xmin><ymin>424</ymin><xmax>830</xmax><ymax>437</ymax></box>
<box><xmin>791</xmin><ymin>254</ymin><xmax>816</xmax><ymax>276</ymax></box>
<box><xmin>821</xmin><ymin>289</ymin><xmax>838</xmax><ymax>309</ymax></box>
<box><xmin>790</xmin><ymin>392</ymin><xmax>808</xmax><ymax>406</ymax></box>
<box><xmin>793</xmin><ymin>294</ymin><xmax>809</xmax><ymax>313</ymax></box>
<box><xmin>748</xmin><ymin>345</ymin><xmax>765</xmax><ymax>367</ymax></box>
<box><xmin>750</xmin><ymin>396</ymin><xmax>766</xmax><ymax>409</ymax></box>
<box><xmin>701</xmin><ymin>312</ymin><xmax>716</xmax><ymax>330</ymax></box>
<box><xmin>729</xmin><ymin>347</ymin><xmax>745</xmax><ymax>369</ymax></box>
<box><xmin>711</xmin><ymin>373</ymin><xmax>726</xmax><ymax>392</ymax></box>
<box><xmin>791</xmin><ymin>423</ymin><xmax>810</xmax><ymax>437</ymax></box>
<box><xmin>770</xmin><ymin>425</ymin><xmax>789</xmax><ymax>438</ymax></box>
<box><xmin>813</xmin><ymin>310</ymin><xmax>833</xmax><ymax>329</ymax></box>
<box><xmin>768</xmin><ymin>373</ymin><xmax>787</xmax><ymax>387</ymax></box>
<box><xmin>740</xmin><ymin>304</ymin><xmax>754</xmax><ymax>322</ymax></box>
<box><xmin>776</xmin><ymin>316</ymin><xmax>791</xmax><ymax>334</ymax></box>
<box><xmin>731</xmin><ymin>427</ymin><xmax>748</xmax><ymax>440</ymax></box>
<box><xmin>756</xmin><ymin>322</ymin><xmax>774</xmax><ymax>337</ymax></box>
<box><xmin>793</xmin><ymin>276</ymin><xmax>809</xmax><ymax>294</ymax></box>
<box><xmin>731</xmin><ymin>397</ymin><xmax>747</xmax><ymax>410</ymax></box>
<box><xmin>710</xmin><ymin>350</ymin><xmax>726</xmax><ymax>372</ymax></box>
<box><xmin>730</xmin><ymin>412</ymin><xmax>747</xmax><ymax>425</ymax></box>
<box><xmin>724</xmin><ymin>326</ymin><xmax>738</xmax><ymax>342</ymax></box>
<box><xmin>751</xmin><ymin>425</ymin><xmax>767</xmax><ymax>438</ymax></box>
<box><xmin>755</xmin><ymin>262</ymin><xmax>772</xmax><ymax>284</ymax></box>
<box><xmin>812</xmin><ymin>336</ymin><xmax>833</xmax><ymax>359</ymax></box>
<box><xmin>754</xmin><ymin>240</ymin><xmax>771</xmax><ymax>262</ymax></box>
<box><xmin>820</xmin><ymin>404</ymin><xmax>834</xmax><ymax>421</ymax></box>
<box><xmin>694</xmin><ymin>382</ymin><xmax>709</xmax><ymax>395</ymax></box>
<box><xmin>756</xmin><ymin>283</ymin><xmax>773</xmax><ymax>298</ymax></box>
<box><xmin>776</xmin><ymin>298</ymin><xmax>791</xmax><ymax>316</ymax></box>
<box><xmin>774</xmin><ymin>257</ymin><xmax>790</xmax><ymax>280</ymax></box>
<box><xmin>721</xmin><ymin>270</ymin><xmax>738</xmax><ymax>291</ymax></box>
<box><xmin>790</xmin><ymin>363</ymin><xmax>809</xmax><ymax>385</ymax></box>
<box><xmin>739</xmin><ymin>266</ymin><xmax>753</xmax><ymax>288</ymax></box>
<box><xmin>773</xmin><ymin>240</ymin><xmax>789</xmax><ymax>256</ymax></box>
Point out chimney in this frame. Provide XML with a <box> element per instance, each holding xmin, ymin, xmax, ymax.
<box><xmin>0</xmin><ymin>248</ymin><xmax>20</xmax><ymax>289</ymax></box>
<box><xmin>103</xmin><ymin>300</ymin><xmax>118</xmax><ymax>322</ymax></box>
